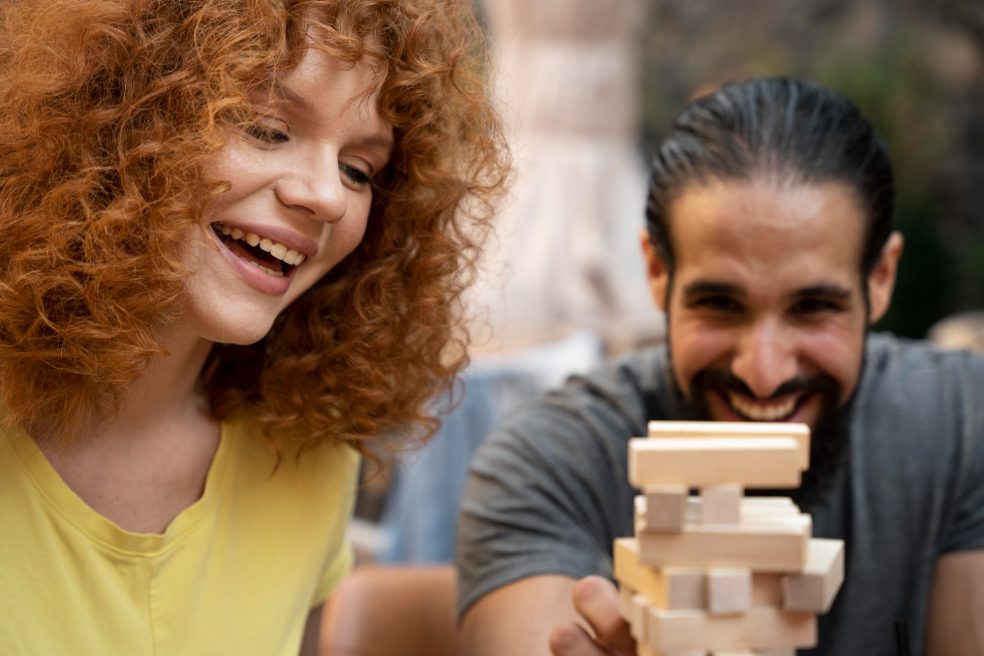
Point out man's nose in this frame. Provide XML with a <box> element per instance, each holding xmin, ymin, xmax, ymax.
<box><xmin>730</xmin><ymin>319</ymin><xmax>799</xmax><ymax>398</ymax></box>
<box><xmin>274</xmin><ymin>149</ymin><xmax>347</xmax><ymax>223</ymax></box>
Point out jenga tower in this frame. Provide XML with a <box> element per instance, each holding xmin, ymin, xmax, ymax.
<box><xmin>615</xmin><ymin>421</ymin><xmax>845</xmax><ymax>656</ymax></box>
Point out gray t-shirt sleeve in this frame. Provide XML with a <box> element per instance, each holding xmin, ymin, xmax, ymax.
<box><xmin>455</xmin><ymin>367</ymin><xmax>651</xmax><ymax>619</ymax></box>
<box><xmin>938</xmin><ymin>353</ymin><xmax>984</xmax><ymax>553</ymax></box>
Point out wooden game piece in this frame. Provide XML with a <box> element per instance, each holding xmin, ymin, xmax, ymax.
<box><xmin>701</xmin><ymin>485</ymin><xmax>743</xmax><ymax>525</ymax></box>
<box><xmin>707</xmin><ymin>568</ymin><xmax>752</xmax><ymax>615</ymax></box>
<box><xmin>647</xmin><ymin>420</ymin><xmax>811</xmax><ymax>469</ymax></box>
<box><xmin>662</xmin><ymin>568</ymin><xmax>707</xmax><ymax>611</ymax></box>
<box><xmin>615</xmin><ymin>537</ymin><xmax>787</xmax><ymax>609</ymax></box>
<box><xmin>782</xmin><ymin>538</ymin><xmax>845</xmax><ymax>613</ymax></box>
<box><xmin>635</xmin><ymin>492</ymin><xmax>800</xmax><ymax>529</ymax></box>
<box><xmin>618</xmin><ymin>585</ymin><xmax>650</xmax><ymax>642</ymax></box>
<box><xmin>638</xmin><ymin>486</ymin><xmax>689</xmax><ymax>532</ymax></box>
<box><xmin>636</xmin><ymin>514</ymin><xmax>812</xmax><ymax>573</ymax></box>
<box><xmin>712</xmin><ymin>651</ymin><xmax>794</xmax><ymax>656</ymax></box>
<box><xmin>614</xmin><ymin>538</ymin><xmax>705</xmax><ymax>609</ymax></box>
<box><xmin>750</xmin><ymin>573</ymin><xmax>784</xmax><ymax>607</ymax></box>
<box><xmin>643</xmin><ymin>606</ymin><xmax>817</xmax><ymax>653</ymax></box>
<box><xmin>740</xmin><ymin>497</ymin><xmax>799</xmax><ymax>519</ymax></box>
<box><xmin>635</xmin><ymin>645</ymin><xmax>663</xmax><ymax>656</ymax></box>
<box><xmin>628</xmin><ymin>437</ymin><xmax>803</xmax><ymax>489</ymax></box>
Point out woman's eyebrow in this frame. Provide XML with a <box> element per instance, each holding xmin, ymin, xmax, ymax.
<box><xmin>267</xmin><ymin>81</ymin><xmax>313</xmax><ymax>113</ymax></box>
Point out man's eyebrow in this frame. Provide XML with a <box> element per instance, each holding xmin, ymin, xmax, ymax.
<box><xmin>681</xmin><ymin>281</ymin><xmax>742</xmax><ymax>297</ymax></box>
<box><xmin>793</xmin><ymin>284</ymin><xmax>853</xmax><ymax>300</ymax></box>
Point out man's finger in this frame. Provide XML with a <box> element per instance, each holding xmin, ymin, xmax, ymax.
<box><xmin>571</xmin><ymin>576</ymin><xmax>637</xmax><ymax>653</ymax></box>
<box><xmin>548</xmin><ymin>621</ymin><xmax>607</xmax><ymax>656</ymax></box>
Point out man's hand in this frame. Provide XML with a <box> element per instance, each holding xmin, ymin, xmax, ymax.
<box><xmin>548</xmin><ymin>576</ymin><xmax>637</xmax><ymax>656</ymax></box>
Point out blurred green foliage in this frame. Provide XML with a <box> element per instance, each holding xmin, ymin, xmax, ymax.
<box><xmin>639</xmin><ymin>8</ymin><xmax>984</xmax><ymax>338</ymax></box>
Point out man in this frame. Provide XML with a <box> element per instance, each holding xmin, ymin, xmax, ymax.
<box><xmin>455</xmin><ymin>78</ymin><xmax>984</xmax><ymax>655</ymax></box>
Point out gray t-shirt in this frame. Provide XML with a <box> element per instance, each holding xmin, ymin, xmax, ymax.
<box><xmin>456</xmin><ymin>334</ymin><xmax>984</xmax><ymax>655</ymax></box>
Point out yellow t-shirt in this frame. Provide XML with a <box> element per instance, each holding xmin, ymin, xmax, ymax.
<box><xmin>0</xmin><ymin>414</ymin><xmax>359</xmax><ymax>655</ymax></box>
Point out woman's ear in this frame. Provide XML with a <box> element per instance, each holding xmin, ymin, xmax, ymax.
<box><xmin>639</xmin><ymin>229</ymin><xmax>670</xmax><ymax>312</ymax></box>
<box><xmin>867</xmin><ymin>231</ymin><xmax>904</xmax><ymax>324</ymax></box>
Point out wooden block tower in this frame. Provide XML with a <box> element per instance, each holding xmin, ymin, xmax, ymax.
<box><xmin>615</xmin><ymin>421</ymin><xmax>844</xmax><ymax>656</ymax></box>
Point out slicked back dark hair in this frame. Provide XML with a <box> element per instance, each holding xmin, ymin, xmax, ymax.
<box><xmin>646</xmin><ymin>77</ymin><xmax>895</xmax><ymax>277</ymax></box>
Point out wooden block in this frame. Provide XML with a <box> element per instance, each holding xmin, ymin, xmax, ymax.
<box><xmin>740</xmin><ymin>497</ymin><xmax>800</xmax><ymax>520</ymax></box>
<box><xmin>618</xmin><ymin>585</ymin><xmax>635</xmax><ymax>635</ymax></box>
<box><xmin>707</xmin><ymin>568</ymin><xmax>752</xmax><ymax>615</ymax></box>
<box><xmin>710</xmin><ymin>651</ymin><xmax>794</xmax><ymax>656</ymax></box>
<box><xmin>701</xmin><ymin>485</ymin><xmax>743</xmax><ymax>525</ymax></box>
<box><xmin>638</xmin><ymin>486</ymin><xmax>688</xmax><ymax>532</ymax></box>
<box><xmin>638</xmin><ymin>495</ymin><xmax>800</xmax><ymax>528</ymax></box>
<box><xmin>750</xmin><ymin>573</ymin><xmax>784</xmax><ymax>607</ymax></box>
<box><xmin>614</xmin><ymin>538</ymin><xmax>705</xmax><ymax>609</ymax></box>
<box><xmin>782</xmin><ymin>538</ymin><xmax>845</xmax><ymax>613</ymax></box>
<box><xmin>618</xmin><ymin>585</ymin><xmax>649</xmax><ymax>642</ymax></box>
<box><xmin>644</xmin><ymin>606</ymin><xmax>817</xmax><ymax>653</ymax></box>
<box><xmin>614</xmin><ymin>537</ymin><xmax>665</xmax><ymax>600</ymax></box>
<box><xmin>664</xmin><ymin>568</ymin><xmax>707</xmax><ymax>610</ymax></box>
<box><xmin>636</xmin><ymin>514</ymin><xmax>812</xmax><ymax>573</ymax></box>
<box><xmin>628</xmin><ymin>437</ymin><xmax>803</xmax><ymax>489</ymax></box>
<box><xmin>647</xmin><ymin>420</ymin><xmax>811</xmax><ymax>469</ymax></box>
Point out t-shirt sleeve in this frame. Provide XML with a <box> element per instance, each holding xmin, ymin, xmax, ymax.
<box><xmin>309</xmin><ymin>446</ymin><xmax>360</xmax><ymax>606</ymax></box>
<box><xmin>455</xmin><ymin>398</ymin><xmax>638</xmax><ymax>619</ymax></box>
<box><xmin>938</xmin><ymin>355</ymin><xmax>984</xmax><ymax>553</ymax></box>
<box><xmin>311</xmin><ymin>541</ymin><xmax>354</xmax><ymax>605</ymax></box>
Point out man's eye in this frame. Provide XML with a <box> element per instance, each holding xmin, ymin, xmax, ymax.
<box><xmin>793</xmin><ymin>298</ymin><xmax>842</xmax><ymax>315</ymax></box>
<box><xmin>243</xmin><ymin>121</ymin><xmax>289</xmax><ymax>144</ymax></box>
<box><xmin>693</xmin><ymin>296</ymin><xmax>742</xmax><ymax>312</ymax></box>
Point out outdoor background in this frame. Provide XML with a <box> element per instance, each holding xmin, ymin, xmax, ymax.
<box><xmin>633</xmin><ymin>0</ymin><xmax>984</xmax><ymax>337</ymax></box>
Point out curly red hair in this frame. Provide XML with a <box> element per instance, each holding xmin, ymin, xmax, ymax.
<box><xmin>0</xmin><ymin>0</ymin><xmax>508</xmax><ymax>453</ymax></box>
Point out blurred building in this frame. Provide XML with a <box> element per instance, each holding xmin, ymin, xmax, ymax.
<box><xmin>466</xmin><ymin>0</ymin><xmax>664</xmax><ymax>356</ymax></box>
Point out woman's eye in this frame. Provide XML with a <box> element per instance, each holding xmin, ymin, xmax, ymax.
<box><xmin>340</xmin><ymin>162</ymin><xmax>373</xmax><ymax>189</ymax></box>
<box><xmin>243</xmin><ymin>121</ymin><xmax>289</xmax><ymax>145</ymax></box>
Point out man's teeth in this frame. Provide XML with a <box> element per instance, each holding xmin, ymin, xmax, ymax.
<box><xmin>728</xmin><ymin>393</ymin><xmax>798</xmax><ymax>421</ymax></box>
<box><xmin>217</xmin><ymin>223</ymin><xmax>306</xmax><ymax>266</ymax></box>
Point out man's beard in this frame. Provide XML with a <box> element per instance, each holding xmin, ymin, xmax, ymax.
<box><xmin>670</xmin><ymin>366</ymin><xmax>856</xmax><ymax>509</ymax></box>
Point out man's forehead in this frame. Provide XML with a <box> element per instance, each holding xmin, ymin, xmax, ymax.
<box><xmin>668</xmin><ymin>179</ymin><xmax>866</xmax><ymax>268</ymax></box>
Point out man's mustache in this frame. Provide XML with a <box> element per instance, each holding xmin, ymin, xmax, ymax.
<box><xmin>690</xmin><ymin>368</ymin><xmax>841</xmax><ymax>401</ymax></box>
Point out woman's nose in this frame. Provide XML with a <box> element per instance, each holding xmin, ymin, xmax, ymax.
<box><xmin>274</xmin><ymin>149</ymin><xmax>347</xmax><ymax>223</ymax></box>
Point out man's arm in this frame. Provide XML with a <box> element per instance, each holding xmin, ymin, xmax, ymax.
<box><xmin>459</xmin><ymin>574</ymin><xmax>635</xmax><ymax>656</ymax></box>
<box><xmin>925</xmin><ymin>550</ymin><xmax>984</xmax><ymax>656</ymax></box>
<box><xmin>299</xmin><ymin>602</ymin><xmax>325</xmax><ymax>656</ymax></box>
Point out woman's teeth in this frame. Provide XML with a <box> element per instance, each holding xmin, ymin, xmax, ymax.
<box><xmin>728</xmin><ymin>393</ymin><xmax>798</xmax><ymax>421</ymax></box>
<box><xmin>216</xmin><ymin>223</ymin><xmax>307</xmax><ymax>266</ymax></box>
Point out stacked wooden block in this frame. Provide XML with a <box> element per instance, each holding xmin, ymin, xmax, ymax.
<box><xmin>615</xmin><ymin>421</ymin><xmax>844</xmax><ymax>656</ymax></box>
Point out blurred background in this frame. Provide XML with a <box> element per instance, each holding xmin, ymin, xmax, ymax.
<box><xmin>634</xmin><ymin>0</ymin><xmax>984</xmax><ymax>338</ymax></box>
<box><xmin>355</xmin><ymin>0</ymin><xmax>984</xmax><ymax>564</ymax></box>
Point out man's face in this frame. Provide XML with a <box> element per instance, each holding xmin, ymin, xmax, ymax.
<box><xmin>644</xmin><ymin>178</ymin><xmax>901</xmax><ymax>431</ymax></box>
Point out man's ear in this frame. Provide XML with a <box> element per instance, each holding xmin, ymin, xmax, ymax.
<box><xmin>639</xmin><ymin>229</ymin><xmax>670</xmax><ymax>311</ymax></box>
<box><xmin>867</xmin><ymin>231</ymin><xmax>904</xmax><ymax>324</ymax></box>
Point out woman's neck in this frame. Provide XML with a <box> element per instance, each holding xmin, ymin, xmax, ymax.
<box><xmin>100</xmin><ymin>330</ymin><xmax>215</xmax><ymax>443</ymax></box>
<box><xmin>34</xmin><ymin>331</ymin><xmax>223</xmax><ymax>534</ymax></box>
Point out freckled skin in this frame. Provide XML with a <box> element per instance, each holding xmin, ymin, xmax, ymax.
<box><xmin>180</xmin><ymin>49</ymin><xmax>393</xmax><ymax>347</ymax></box>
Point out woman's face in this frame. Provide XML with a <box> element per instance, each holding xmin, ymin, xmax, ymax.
<box><xmin>180</xmin><ymin>47</ymin><xmax>393</xmax><ymax>346</ymax></box>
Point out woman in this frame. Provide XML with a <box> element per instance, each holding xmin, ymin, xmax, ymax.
<box><xmin>0</xmin><ymin>0</ymin><xmax>507</xmax><ymax>653</ymax></box>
